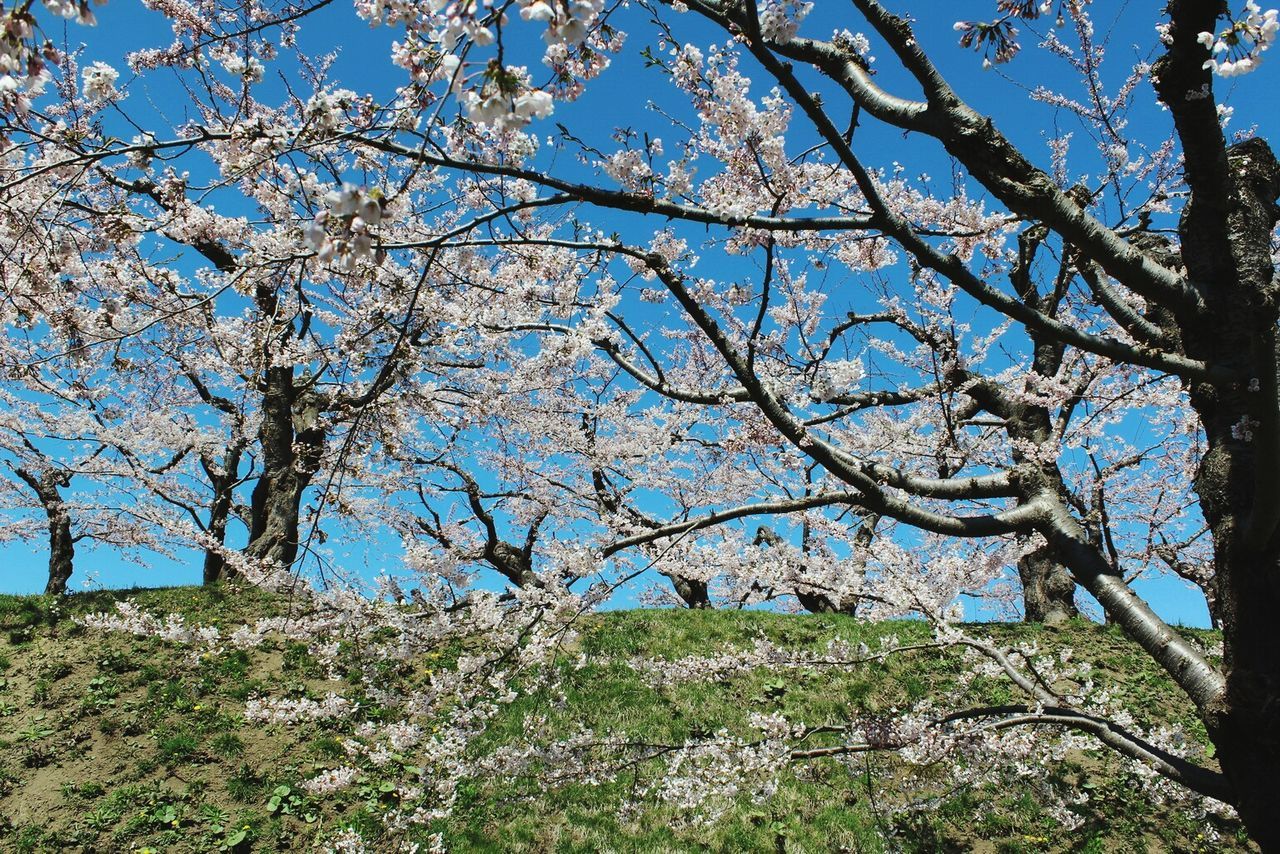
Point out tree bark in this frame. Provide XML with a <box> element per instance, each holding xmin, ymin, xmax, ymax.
<box><xmin>245</xmin><ymin>366</ymin><xmax>325</xmax><ymax>568</ymax></box>
<box><xmin>1171</xmin><ymin>136</ymin><xmax>1280</xmax><ymax>851</ymax></box>
<box><xmin>1154</xmin><ymin>10</ymin><xmax>1280</xmax><ymax>832</ymax></box>
<box><xmin>668</xmin><ymin>573</ymin><xmax>712</xmax><ymax>608</ymax></box>
<box><xmin>15</xmin><ymin>467</ymin><xmax>75</xmax><ymax>596</ymax></box>
<box><xmin>201</xmin><ymin>441</ymin><xmax>245</xmax><ymax>584</ymax></box>
<box><xmin>1017</xmin><ymin>545</ymin><xmax>1076</xmax><ymax>626</ymax></box>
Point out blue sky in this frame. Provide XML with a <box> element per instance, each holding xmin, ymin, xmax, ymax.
<box><xmin>3</xmin><ymin>1</ymin><xmax>1272</xmax><ymax>629</ymax></box>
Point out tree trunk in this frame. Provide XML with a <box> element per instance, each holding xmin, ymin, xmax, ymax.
<box><xmin>1150</xmin><ymin>19</ymin><xmax>1280</xmax><ymax>832</ymax></box>
<box><xmin>795</xmin><ymin>590</ymin><xmax>842</xmax><ymax>614</ymax></box>
<box><xmin>245</xmin><ymin>366</ymin><xmax>324</xmax><ymax>568</ymax></box>
<box><xmin>489</xmin><ymin>540</ymin><xmax>541</xmax><ymax>588</ymax></box>
<box><xmin>43</xmin><ymin>494</ymin><xmax>74</xmax><ymax>596</ymax></box>
<box><xmin>965</xmin><ymin>377</ymin><xmax>1080</xmax><ymax>625</ymax></box>
<box><xmin>201</xmin><ymin>442</ymin><xmax>244</xmax><ymax>584</ymax></box>
<box><xmin>1174</xmin><ymin>137</ymin><xmax>1280</xmax><ymax>850</ymax></box>
<box><xmin>15</xmin><ymin>467</ymin><xmax>75</xmax><ymax>596</ymax></box>
<box><xmin>668</xmin><ymin>574</ymin><xmax>711</xmax><ymax>608</ymax></box>
<box><xmin>754</xmin><ymin>520</ymin><xmax>867</xmax><ymax>616</ymax></box>
<box><xmin>1018</xmin><ymin>545</ymin><xmax>1077</xmax><ymax>626</ymax></box>
<box><xmin>1203</xmin><ymin>537</ymin><xmax>1280</xmax><ymax>851</ymax></box>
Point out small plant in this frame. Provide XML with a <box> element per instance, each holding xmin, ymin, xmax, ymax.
<box><xmin>307</xmin><ymin>736</ymin><xmax>345</xmax><ymax>759</ymax></box>
<box><xmin>80</xmin><ymin>676</ymin><xmax>118</xmax><ymax>713</ymax></box>
<box><xmin>38</xmin><ymin>659</ymin><xmax>73</xmax><ymax>681</ymax></box>
<box><xmin>199</xmin><ymin>803</ymin><xmax>231</xmax><ymax>827</ymax></box>
<box><xmin>759</xmin><ymin>677</ymin><xmax>788</xmax><ymax>701</ymax></box>
<box><xmin>220</xmin><ymin>823</ymin><xmax>253</xmax><ymax>851</ymax></box>
<box><xmin>149</xmin><ymin>677</ymin><xmax>194</xmax><ymax>709</ymax></box>
<box><xmin>264</xmin><ymin>783</ymin><xmax>314</xmax><ymax>824</ymax></box>
<box><xmin>30</xmin><ymin>678</ymin><xmax>51</xmax><ymax>705</ymax></box>
<box><xmin>83</xmin><ymin>803</ymin><xmax>121</xmax><ymax>831</ymax></box>
<box><xmin>97</xmin><ymin>650</ymin><xmax>135</xmax><ymax>674</ymax></box>
<box><xmin>200</xmin><ymin>804</ymin><xmax>254</xmax><ymax>850</ymax></box>
<box><xmin>15</xmin><ymin>718</ymin><xmax>54</xmax><ymax>742</ymax></box>
<box><xmin>13</xmin><ymin>825</ymin><xmax>42</xmax><ymax>852</ymax></box>
<box><xmin>206</xmin><ymin>649</ymin><xmax>250</xmax><ymax>681</ymax></box>
<box><xmin>227</xmin><ymin>678</ymin><xmax>270</xmax><ymax>701</ymax></box>
<box><xmin>227</xmin><ymin>765</ymin><xmax>265</xmax><ymax>802</ymax></box>
<box><xmin>153</xmin><ymin>802</ymin><xmax>183</xmax><ymax>829</ymax></box>
<box><xmin>211</xmin><ymin>732</ymin><xmax>245</xmax><ymax>758</ymax></box>
<box><xmin>21</xmin><ymin>744</ymin><xmax>51</xmax><ymax>769</ymax></box>
<box><xmin>158</xmin><ymin>731</ymin><xmax>200</xmax><ymax>764</ymax></box>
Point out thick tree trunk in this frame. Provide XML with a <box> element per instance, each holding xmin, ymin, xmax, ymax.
<box><xmin>1202</xmin><ymin>538</ymin><xmax>1280</xmax><ymax>851</ymax></box>
<box><xmin>966</xmin><ymin>379</ymin><xmax>1081</xmax><ymax>624</ymax></box>
<box><xmin>1018</xmin><ymin>545</ymin><xmax>1077</xmax><ymax>626</ymax></box>
<box><xmin>245</xmin><ymin>367</ymin><xmax>324</xmax><ymax>568</ymax></box>
<box><xmin>795</xmin><ymin>590</ymin><xmax>843</xmax><ymax>614</ymax></box>
<box><xmin>1150</xmin><ymin>22</ymin><xmax>1280</xmax><ymax>833</ymax></box>
<box><xmin>1178</xmin><ymin>135</ymin><xmax>1280</xmax><ymax>849</ymax></box>
<box><xmin>15</xmin><ymin>467</ymin><xmax>75</xmax><ymax>596</ymax></box>
<box><xmin>668</xmin><ymin>574</ymin><xmax>711</xmax><ymax>608</ymax></box>
<box><xmin>489</xmin><ymin>540</ymin><xmax>541</xmax><ymax>588</ymax></box>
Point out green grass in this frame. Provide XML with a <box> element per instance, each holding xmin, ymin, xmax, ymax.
<box><xmin>0</xmin><ymin>586</ymin><xmax>1249</xmax><ymax>852</ymax></box>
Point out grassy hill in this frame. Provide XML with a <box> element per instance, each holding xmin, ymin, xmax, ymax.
<box><xmin>0</xmin><ymin>586</ymin><xmax>1250</xmax><ymax>852</ymax></box>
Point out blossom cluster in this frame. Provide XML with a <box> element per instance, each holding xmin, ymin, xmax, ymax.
<box><xmin>462</xmin><ymin>75</ymin><xmax>554</xmax><ymax>131</ymax></box>
<box><xmin>1197</xmin><ymin>2</ymin><xmax>1279</xmax><ymax>76</ymax></box>
<box><xmin>756</xmin><ymin>0</ymin><xmax>813</xmax><ymax>44</ymax></box>
<box><xmin>303</xmin><ymin>184</ymin><xmax>386</xmax><ymax>270</ymax></box>
<box><xmin>301</xmin><ymin>765</ymin><xmax>360</xmax><ymax>795</ymax></box>
<box><xmin>81</xmin><ymin>61</ymin><xmax>120</xmax><ymax>102</ymax></box>
<box><xmin>244</xmin><ymin>692</ymin><xmax>357</xmax><ymax>724</ymax></box>
<box><xmin>77</xmin><ymin>602</ymin><xmax>221</xmax><ymax>652</ymax></box>
<box><xmin>352</xmin><ymin>0</ymin><xmax>608</xmax><ymax>131</ymax></box>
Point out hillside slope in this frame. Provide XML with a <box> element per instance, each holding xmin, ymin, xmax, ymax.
<box><xmin>0</xmin><ymin>587</ymin><xmax>1249</xmax><ymax>852</ymax></box>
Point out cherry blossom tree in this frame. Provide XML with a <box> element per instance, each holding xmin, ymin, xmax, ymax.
<box><xmin>4</xmin><ymin>0</ymin><xmax>1280</xmax><ymax>846</ymax></box>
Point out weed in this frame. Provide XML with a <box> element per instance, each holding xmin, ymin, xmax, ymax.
<box><xmin>228</xmin><ymin>765</ymin><xmax>266</xmax><ymax>802</ymax></box>
<box><xmin>13</xmin><ymin>825</ymin><xmax>42</xmax><ymax>852</ymax></box>
<box><xmin>308</xmin><ymin>735</ymin><xmax>346</xmax><ymax>759</ymax></box>
<box><xmin>83</xmin><ymin>803</ymin><xmax>121</xmax><ymax>831</ymax></box>
<box><xmin>97</xmin><ymin>650</ymin><xmax>136</xmax><ymax>674</ymax></box>
<box><xmin>38</xmin><ymin>659</ymin><xmax>73</xmax><ymax>681</ymax></box>
<box><xmin>80</xmin><ymin>676</ymin><xmax>119</xmax><ymax>713</ymax></box>
<box><xmin>158</xmin><ymin>731</ymin><xmax>200</xmax><ymax>764</ymax></box>
<box><xmin>15</xmin><ymin>718</ymin><xmax>54</xmax><ymax>742</ymax></box>
<box><xmin>266</xmin><ymin>783</ymin><xmax>315</xmax><ymax>821</ymax></box>
<box><xmin>30</xmin><ymin>678</ymin><xmax>51</xmax><ymax>704</ymax></box>
<box><xmin>210</xmin><ymin>732</ymin><xmax>245</xmax><ymax>758</ymax></box>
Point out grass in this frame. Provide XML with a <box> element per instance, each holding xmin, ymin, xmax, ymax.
<box><xmin>0</xmin><ymin>586</ymin><xmax>1251</xmax><ymax>852</ymax></box>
